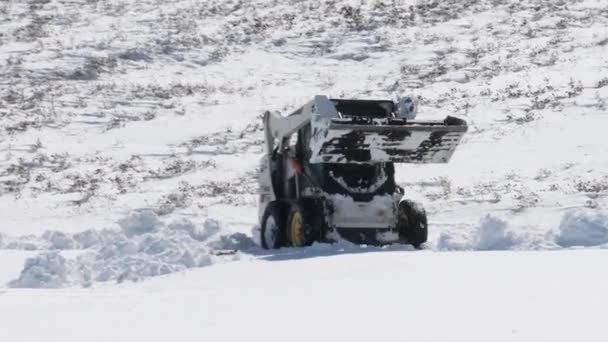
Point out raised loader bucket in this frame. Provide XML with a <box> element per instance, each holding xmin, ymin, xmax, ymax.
<box><xmin>309</xmin><ymin>116</ymin><xmax>467</xmax><ymax>164</ymax></box>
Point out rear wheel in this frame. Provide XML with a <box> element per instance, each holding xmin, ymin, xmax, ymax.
<box><xmin>398</xmin><ymin>200</ymin><xmax>428</xmax><ymax>248</ymax></box>
<box><xmin>261</xmin><ymin>201</ymin><xmax>286</xmax><ymax>249</ymax></box>
<box><xmin>286</xmin><ymin>201</ymin><xmax>320</xmax><ymax>247</ymax></box>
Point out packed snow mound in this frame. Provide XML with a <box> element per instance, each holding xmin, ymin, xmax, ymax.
<box><xmin>555</xmin><ymin>209</ymin><xmax>608</xmax><ymax>248</ymax></box>
<box><xmin>9</xmin><ymin>253</ymin><xmax>70</xmax><ymax>288</ymax></box>
<box><xmin>437</xmin><ymin>214</ymin><xmax>515</xmax><ymax>250</ymax></box>
<box><xmin>119</xmin><ymin>210</ymin><xmax>164</xmax><ymax>237</ymax></box>
<box><xmin>42</xmin><ymin>231</ymin><xmax>77</xmax><ymax>250</ymax></box>
<box><xmin>8</xmin><ymin>210</ymin><xmax>255</xmax><ymax>288</ymax></box>
<box><xmin>475</xmin><ymin>215</ymin><xmax>521</xmax><ymax>250</ymax></box>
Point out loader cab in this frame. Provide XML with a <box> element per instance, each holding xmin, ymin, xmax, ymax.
<box><xmin>295</xmin><ymin>124</ymin><xmax>397</xmax><ymax>202</ymax></box>
<box><xmin>268</xmin><ymin>99</ymin><xmax>411</xmax><ymax>202</ymax></box>
<box><xmin>267</xmin><ymin>123</ymin><xmax>397</xmax><ymax>203</ymax></box>
<box><xmin>296</xmin><ymin>100</ymin><xmax>398</xmax><ymax>201</ymax></box>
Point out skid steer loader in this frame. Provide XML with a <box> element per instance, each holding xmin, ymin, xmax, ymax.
<box><xmin>258</xmin><ymin>95</ymin><xmax>467</xmax><ymax>248</ymax></box>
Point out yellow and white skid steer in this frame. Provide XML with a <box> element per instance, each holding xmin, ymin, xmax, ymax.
<box><xmin>258</xmin><ymin>95</ymin><xmax>467</xmax><ymax>248</ymax></box>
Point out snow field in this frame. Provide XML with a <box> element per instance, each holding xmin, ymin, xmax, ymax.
<box><xmin>1</xmin><ymin>1</ymin><xmax>608</xmax><ymax>339</ymax></box>
<box><xmin>2</xmin><ymin>249</ymin><xmax>608</xmax><ymax>342</ymax></box>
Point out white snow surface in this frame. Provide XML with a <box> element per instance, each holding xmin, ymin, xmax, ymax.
<box><xmin>1</xmin><ymin>0</ymin><xmax>608</xmax><ymax>340</ymax></box>
<box><xmin>3</xmin><ymin>250</ymin><xmax>608</xmax><ymax>342</ymax></box>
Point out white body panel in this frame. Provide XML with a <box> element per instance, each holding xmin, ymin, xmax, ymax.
<box><xmin>327</xmin><ymin>194</ymin><xmax>401</xmax><ymax>229</ymax></box>
<box><xmin>257</xmin><ymin>155</ymin><xmax>273</xmax><ymax>223</ymax></box>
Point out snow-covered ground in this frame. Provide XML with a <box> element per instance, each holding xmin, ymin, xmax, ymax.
<box><xmin>3</xmin><ymin>249</ymin><xmax>608</xmax><ymax>342</ymax></box>
<box><xmin>1</xmin><ymin>0</ymin><xmax>608</xmax><ymax>340</ymax></box>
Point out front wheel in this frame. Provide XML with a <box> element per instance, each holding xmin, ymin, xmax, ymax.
<box><xmin>260</xmin><ymin>201</ymin><xmax>286</xmax><ymax>249</ymax></box>
<box><xmin>286</xmin><ymin>201</ymin><xmax>320</xmax><ymax>247</ymax></box>
<box><xmin>398</xmin><ymin>200</ymin><xmax>428</xmax><ymax>248</ymax></box>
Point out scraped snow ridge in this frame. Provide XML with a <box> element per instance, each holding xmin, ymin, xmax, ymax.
<box><xmin>10</xmin><ymin>207</ymin><xmax>608</xmax><ymax>288</ymax></box>
<box><xmin>436</xmin><ymin>214</ymin><xmax>554</xmax><ymax>251</ymax></box>
<box><xmin>8</xmin><ymin>210</ymin><xmax>255</xmax><ymax>288</ymax></box>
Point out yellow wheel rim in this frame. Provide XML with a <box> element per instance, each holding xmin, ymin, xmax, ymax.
<box><xmin>290</xmin><ymin>211</ymin><xmax>304</xmax><ymax>246</ymax></box>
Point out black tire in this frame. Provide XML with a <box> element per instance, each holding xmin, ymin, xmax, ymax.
<box><xmin>260</xmin><ymin>201</ymin><xmax>287</xmax><ymax>249</ymax></box>
<box><xmin>398</xmin><ymin>200</ymin><xmax>428</xmax><ymax>248</ymax></box>
<box><xmin>286</xmin><ymin>201</ymin><xmax>320</xmax><ymax>247</ymax></box>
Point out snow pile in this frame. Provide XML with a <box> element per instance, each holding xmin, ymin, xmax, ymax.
<box><xmin>42</xmin><ymin>231</ymin><xmax>77</xmax><ymax>250</ymax></box>
<box><xmin>8</xmin><ymin>253</ymin><xmax>70</xmax><ymax>288</ymax></box>
<box><xmin>1</xmin><ymin>234</ymin><xmax>48</xmax><ymax>251</ymax></box>
<box><xmin>119</xmin><ymin>210</ymin><xmax>164</xmax><ymax>237</ymax></box>
<box><xmin>555</xmin><ymin>209</ymin><xmax>608</xmax><ymax>248</ymax></box>
<box><xmin>9</xmin><ymin>210</ymin><xmax>255</xmax><ymax>288</ymax></box>
<box><xmin>438</xmin><ymin>210</ymin><xmax>608</xmax><ymax>251</ymax></box>
<box><xmin>475</xmin><ymin>215</ymin><xmax>521</xmax><ymax>250</ymax></box>
<box><xmin>437</xmin><ymin>214</ymin><xmax>540</xmax><ymax>251</ymax></box>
